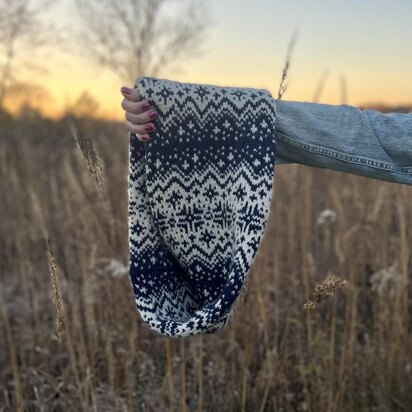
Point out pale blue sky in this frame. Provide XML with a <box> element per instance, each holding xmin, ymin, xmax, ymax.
<box><xmin>191</xmin><ymin>0</ymin><xmax>412</xmax><ymax>101</ymax></box>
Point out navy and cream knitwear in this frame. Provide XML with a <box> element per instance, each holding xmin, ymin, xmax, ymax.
<box><xmin>128</xmin><ymin>76</ymin><xmax>277</xmax><ymax>337</ymax></box>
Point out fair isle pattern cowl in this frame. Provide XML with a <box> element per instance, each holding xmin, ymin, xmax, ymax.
<box><xmin>128</xmin><ymin>76</ymin><xmax>277</xmax><ymax>337</ymax></box>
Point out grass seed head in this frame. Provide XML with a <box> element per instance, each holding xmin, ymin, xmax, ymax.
<box><xmin>304</xmin><ymin>275</ymin><xmax>347</xmax><ymax>311</ymax></box>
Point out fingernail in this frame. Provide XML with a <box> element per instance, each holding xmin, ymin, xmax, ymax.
<box><xmin>121</xmin><ymin>86</ymin><xmax>131</xmax><ymax>95</ymax></box>
<box><xmin>142</xmin><ymin>102</ymin><xmax>150</xmax><ymax>111</ymax></box>
<box><xmin>149</xmin><ymin>110</ymin><xmax>158</xmax><ymax>119</ymax></box>
<box><xmin>142</xmin><ymin>135</ymin><xmax>150</xmax><ymax>142</ymax></box>
<box><xmin>145</xmin><ymin>124</ymin><xmax>154</xmax><ymax>132</ymax></box>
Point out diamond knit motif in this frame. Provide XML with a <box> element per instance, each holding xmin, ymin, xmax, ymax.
<box><xmin>128</xmin><ymin>76</ymin><xmax>277</xmax><ymax>337</ymax></box>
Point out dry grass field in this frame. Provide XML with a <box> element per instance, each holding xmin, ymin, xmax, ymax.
<box><xmin>0</xmin><ymin>112</ymin><xmax>411</xmax><ymax>411</ymax></box>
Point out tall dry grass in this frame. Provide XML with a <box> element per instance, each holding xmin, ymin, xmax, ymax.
<box><xmin>0</xmin><ymin>113</ymin><xmax>411</xmax><ymax>410</ymax></box>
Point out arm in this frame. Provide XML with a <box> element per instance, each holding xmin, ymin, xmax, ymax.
<box><xmin>274</xmin><ymin>99</ymin><xmax>412</xmax><ymax>186</ymax></box>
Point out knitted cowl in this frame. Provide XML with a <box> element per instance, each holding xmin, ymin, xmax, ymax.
<box><xmin>128</xmin><ymin>76</ymin><xmax>277</xmax><ymax>337</ymax></box>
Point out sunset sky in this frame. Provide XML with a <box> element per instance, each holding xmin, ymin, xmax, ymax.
<box><xmin>10</xmin><ymin>0</ymin><xmax>412</xmax><ymax>120</ymax></box>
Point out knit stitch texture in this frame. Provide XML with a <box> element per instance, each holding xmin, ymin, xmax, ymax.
<box><xmin>128</xmin><ymin>76</ymin><xmax>277</xmax><ymax>337</ymax></box>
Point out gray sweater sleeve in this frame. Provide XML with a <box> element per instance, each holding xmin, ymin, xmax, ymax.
<box><xmin>273</xmin><ymin>99</ymin><xmax>412</xmax><ymax>186</ymax></box>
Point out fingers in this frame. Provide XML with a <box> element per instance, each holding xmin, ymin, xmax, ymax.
<box><xmin>125</xmin><ymin>118</ymin><xmax>157</xmax><ymax>136</ymax></box>
<box><xmin>130</xmin><ymin>131</ymin><xmax>151</xmax><ymax>142</ymax></box>
<box><xmin>125</xmin><ymin>107</ymin><xmax>158</xmax><ymax>126</ymax></box>
<box><xmin>121</xmin><ymin>95</ymin><xmax>151</xmax><ymax>114</ymax></box>
<box><xmin>120</xmin><ymin>83</ymin><xmax>158</xmax><ymax>143</ymax></box>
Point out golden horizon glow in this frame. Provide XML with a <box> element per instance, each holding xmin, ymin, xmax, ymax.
<box><xmin>3</xmin><ymin>0</ymin><xmax>412</xmax><ymax>121</ymax></box>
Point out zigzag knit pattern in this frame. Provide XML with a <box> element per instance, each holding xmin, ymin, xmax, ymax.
<box><xmin>128</xmin><ymin>76</ymin><xmax>277</xmax><ymax>337</ymax></box>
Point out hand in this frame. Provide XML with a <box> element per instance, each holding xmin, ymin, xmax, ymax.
<box><xmin>120</xmin><ymin>85</ymin><xmax>158</xmax><ymax>142</ymax></box>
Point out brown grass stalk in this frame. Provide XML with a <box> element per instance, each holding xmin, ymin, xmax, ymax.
<box><xmin>165</xmin><ymin>336</ymin><xmax>175</xmax><ymax>412</ymax></box>
<box><xmin>277</xmin><ymin>27</ymin><xmax>300</xmax><ymax>100</ymax></box>
<box><xmin>180</xmin><ymin>338</ymin><xmax>187</xmax><ymax>412</ymax></box>
<box><xmin>30</xmin><ymin>190</ymin><xmax>65</xmax><ymax>341</ymax></box>
<box><xmin>0</xmin><ymin>287</ymin><xmax>25</xmax><ymax>412</ymax></box>
<box><xmin>68</xmin><ymin>119</ymin><xmax>117</xmax><ymax>249</ymax></box>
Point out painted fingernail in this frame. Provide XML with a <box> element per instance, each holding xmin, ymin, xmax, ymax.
<box><xmin>145</xmin><ymin>124</ymin><xmax>154</xmax><ymax>132</ymax></box>
<box><xmin>142</xmin><ymin>102</ymin><xmax>150</xmax><ymax>111</ymax></box>
<box><xmin>149</xmin><ymin>110</ymin><xmax>158</xmax><ymax>119</ymax></box>
<box><xmin>142</xmin><ymin>135</ymin><xmax>150</xmax><ymax>141</ymax></box>
<box><xmin>121</xmin><ymin>86</ymin><xmax>131</xmax><ymax>95</ymax></box>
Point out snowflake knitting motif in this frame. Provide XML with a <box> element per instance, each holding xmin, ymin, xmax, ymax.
<box><xmin>232</xmin><ymin>89</ymin><xmax>247</xmax><ymax>100</ymax></box>
<box><xmin>176</xmin><ymin>204</ymin><xmax>203</xmax><ymax>232</ymax></box>
<box><xmin>185</xmin><ymin>191</ymin><xmax>195</xmax><ymax>204</ymax></box>
<box><xmin>199</xmin><ymin>230</ymin><xmax>214</xmax><ymax>247</ymax></box>
<box><xmin>250</xmin><ymin>124</ymin><xmax>258</xmax><ymax>134</ymax></box>
<box><xmin>234</xmin><ymin>185</ymin><xmax>246</xmax><ymax>200</ymax></box>
<box><xmin>193</xmin><ymin>85</ymin><xmax>209</xmax><ymax>101</ymax></box>
<box><xmin>212</xmin><ymin>199</ymin><xmax>233</xmax><ymax>228</ymax></box>
<box><xmin>204</xmin><ymin>183</ymin><xmax>219</xmax><ymax>200</ymax></box>
<box><xmin>169</xmin><ymin>190</ymin><xmax>184</xmax><ymax>210</ymax></box>
<box><xmin>192</xmin><ymin>187</ymin><xmax>201</xmax><ymax>198</ymax></box>
<box><xmin>158</xmin><ymin>87</ymin><xmax>174</xmax><ymax>104</ymax></box>
<box><xmin>212</xmin><ymin>91</ymin><xmax>221</xmax><ymax>100</ymax></box>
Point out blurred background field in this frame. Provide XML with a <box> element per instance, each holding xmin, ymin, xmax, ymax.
<box><xmin>0</xmin><ymin>1</ymin><xmax>411</xmax><ymax>411</ymax></box>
